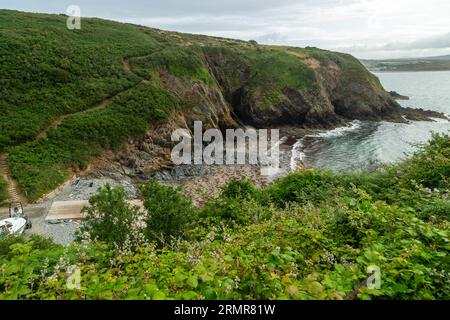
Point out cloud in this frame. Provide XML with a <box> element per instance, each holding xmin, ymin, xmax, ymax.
<box><xmin>336</xmin><ymin>32</ymin><xmax>450</xmax><ymax>52</ymax></box>
<box><xmin>2</xmin><ymin>0</ymin><xmax>450</xmax><ymax>59</ymax></box>
<box><xmin>394</xmin><ymin>33</ymin><xmax>450</xmax><ymax>50</ymax></box>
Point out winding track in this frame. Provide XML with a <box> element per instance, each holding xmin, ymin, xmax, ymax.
<box><xmin>0</xmin><ymin>153</ymin><xmax>28</xmax><ymax>205</ymax></box>
<box><xmin>36</xmin><ymin>57</ymin><xmax>143</xmax><ymax>140</ymax></box>
<box><xmin>1</xmin><ymin>56</ymin><xmax>149</xmax><ymax>206</ymax></box>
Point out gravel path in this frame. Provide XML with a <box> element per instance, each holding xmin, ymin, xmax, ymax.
<box><xmin>1</xmin><ymin>177</ymin><xmax>138</xmax><ymax>246</ymax></box>
<box><xmin>28</xmin><ymin>216</ymin><xmax>79</xmax><ymax>245</ymax></box>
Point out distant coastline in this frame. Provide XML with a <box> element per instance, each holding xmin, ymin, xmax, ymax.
<box><xmin>361</xmin><ymin>54</ymin><xmax>450</xmax><ymax>72</ymax></box>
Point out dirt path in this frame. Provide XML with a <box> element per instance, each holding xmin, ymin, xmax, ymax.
<box><xmin>36</xmin><ymin>57</ymin><xmax>151</xmax><ymax>140</ymax></box>
<box><xmin>123</xmin><ymin>57</ymin><xmax>131</xmax><ymax>73</ymax></box>
<box><xmin>4</xmin><ymin>55</ymin><xmax>149</xmax><ymax>207</ymax></box>
<box><xmin>36</xmin><ymin>97</ymin><xmax>114</xmax><ymax>140</ymax></box>
<box><xmin>0</xmin><ymin>153</ymin><xmax>28</xmax><ymax>205</ymax></box>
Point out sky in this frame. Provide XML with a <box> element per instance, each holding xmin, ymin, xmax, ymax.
<box><xmin>2</xmin><ymin>0</ymin><xmax>450</xmax><ymax>59</ymax></box>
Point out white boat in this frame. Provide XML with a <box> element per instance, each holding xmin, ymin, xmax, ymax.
<box><xmin>0</xmin><ymin>217</ymin><xmax>27</xmax><ymax>236</ymax></box>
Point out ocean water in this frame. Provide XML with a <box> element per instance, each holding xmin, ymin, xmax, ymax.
<box><xmin>292</xmin><ymin>71</ymin><xmax>450</xmax><ymax>172</ymax></box>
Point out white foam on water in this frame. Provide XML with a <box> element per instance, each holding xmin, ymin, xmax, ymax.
<box><xmin>290</xmin><ymin>139</ymin><xmax>305</xmax><ymax>171</ymax></box>
<box><xmin>431</xmin><ymin>116</ymin><xmax>450</xmax><ymax>123</ymax></box>
<box><xmin>289</xmin><ymin>120</ymin><xmax>362</xmax><ymax>171</ymax></box>
<box><xmin>315</xmin><ymin>120</ymin><xmax>362</xmax><ymax>138</ymax></box>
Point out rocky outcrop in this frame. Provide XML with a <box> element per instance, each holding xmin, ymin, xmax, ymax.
<box><xmin>158</xmin><ymin>71</ymin><xmax>237</xmax><ymax>131</ymax></box>
<box><xmin>201</xmin><ymin>47</ymin><xmax>441</xmax><ymax>127</ymax></box>
<box><xmin>389</xmin><ymin>91</ymin><xmax>410</xmax><ymax>100</ymax></box>
<box><xmin>86</xmin><ymin>43</ymin><xmax>447</xmax><ymax>181</ymax></box>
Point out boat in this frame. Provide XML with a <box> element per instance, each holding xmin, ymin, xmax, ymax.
<box><xmin>0</xmin><ymin>217</ymin><xmax>27</xmax><ymax>237</ymax></box>
<box><xmin>9</xmin><ymin>202</ymin><xmax>32</xmax><ymax>230</ymax></box>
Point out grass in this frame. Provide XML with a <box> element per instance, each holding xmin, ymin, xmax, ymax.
<box><xmin>244</xmin><ymin>48</ymin><xmax>319</xmax><ymax>108</ymax></box>
<box><xmin>297</xmin><ymin>47</ymin><xmax>385</xmax><ymax>91</ymax></box>
<box><xmin>130</xmin><ymin>46</ymin><xmax>214</xmax><ymax>84</ymax></box>
<box><xmin>202</xmin><ymin>46</ymin><xmax>319</xmax><ymax>108</ymax></box>
<box><xmin>0</xmin><ymin>10</ymin><xmax>159</xmax><ymax>149</ymax></box>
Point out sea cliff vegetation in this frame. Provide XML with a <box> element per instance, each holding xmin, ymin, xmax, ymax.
<box><xmin>0</xmin><ymin>134</ymin><xmax>448</xmax><ymax>300</ymax></box>
<box><xmin>0</xmin><ymin>9</ymin><xmax>431</xmax><ymax>201</ymax></box>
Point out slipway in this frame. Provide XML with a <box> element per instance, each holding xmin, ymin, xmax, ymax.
<box><xmin>46</xmin><ymin>200</ymin><xmax>144</xmax><ymax>221</ymax></box>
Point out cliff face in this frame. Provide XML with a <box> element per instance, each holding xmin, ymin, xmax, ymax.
<box><xmin>199</xmin><ymin>46</ymin><xmax>408</xmax><ymax>128</ymax></box>
<box><xmin>2</xmin><ymin>10</ymin><xmax>443</xmax><ymax>200</ymax></box>
<box><xmin>135</xmin><ymin>42</ymin><xmax>412</xmax><ymax>131</ymax></box>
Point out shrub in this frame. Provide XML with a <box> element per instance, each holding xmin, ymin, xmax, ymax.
<box><xmin>0</xmin><ymin>234</ymin><xmax>58</xmax><ymax>260</ymax></box>
<box><xmin>398</xmin><ymin>133</ymin><xmax>450</xmax><ymax>190</ymax></box>
<box><xmin>220</xmin><ymin>179</ymin><xmax>260</xmax><ymax>200</ymax></box>
<box><xmin>266</xmin><ymin>170</ymin><xmax>342</xmax><ymax>207</ymax></box>
<box><xmin>140</xmin><ymin>180</ymin><xmax>196</xmax><ymax>245</ymax></box>
<box><xmin>77</xmin><ymin>185</ymin><xmax>146</xmax><ymax>250</ymax></box>
<box><xmin>202</xmin><ymin>196</ymin><xmax>274</xmax><ymax>228</ymax></box>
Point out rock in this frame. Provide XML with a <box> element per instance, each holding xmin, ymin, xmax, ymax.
<box><xmin>389</xmin><ymin>91</ymin><xmax>410</xmax><ymax>100</ymax></box>
<box><xmin>67</xmin><ymin>178</ymin><xmax>137</xmax><ymax>200</ymax></box>
<box><xmin>151</xmin><ymin>170</ymin><xmax>173</xmax><ymax>181</ymax></box>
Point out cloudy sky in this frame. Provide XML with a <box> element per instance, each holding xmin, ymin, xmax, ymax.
<box><xmin>2</xmin><ymin>0</ymin><xmax>450</xmax><ymax>59</ymax></box>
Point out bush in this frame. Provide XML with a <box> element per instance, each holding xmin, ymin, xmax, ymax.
<box><xmin>266</xmin><ymin>170</ymin><xmax>342</xmax><ymax>207</ymax></box>
<box><xmin>398</xmin><ymin>133</ymin><xmax>449</xmax><ymax>190</ymax></box>
<box><xmin>78</xmin><ymin>185</ymin><xmax>145</xmax><ymax>250</ymax></box>
<box><xmin>9</xmin><ymin>83</ymin><xmax>175</xmax><ymax>200</ymax></box>
<box><xmin>140</xmin><ymin>180</ymin><xmax>196</xmax><ymax>245</ymax></box>
<box><xmin>220</xmin><ymin>179</ymin><xmax>260</xmax><ymax>200</ymax></box>
<box><xmin>0</xmin><ymin>234</ymin><xmax>58</xmax><ymax>260</ymax></box>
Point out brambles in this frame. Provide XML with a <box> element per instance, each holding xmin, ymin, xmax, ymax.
<box><xmin>1</xmin><ymin>134</ymin><xmax>448</xmax><ymax>300</ymax></box>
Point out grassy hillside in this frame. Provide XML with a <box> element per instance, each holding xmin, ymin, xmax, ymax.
<box><xmin>0</xmin><ymin>134</ymin><xmax>448</xmax><ymax>300</ymax></box>
<box><xmin>1</xmin><ymin>10</ymin><xmax>393</xmax><ymax>201</ymax></box>
<box><xmin>0</xmin><ymin>11</ymin><xmax>160</xmax><ymax>148</ymax></box>
<box><xmin>362</xmin><ymin>55</ymin><xmax>450</xmax><ymax>72</ymax></box>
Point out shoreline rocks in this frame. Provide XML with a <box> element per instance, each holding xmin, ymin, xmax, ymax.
<box><xmin>389</xmin><ymin>91</ymin><xmax>410</xmax><ymax>100</ymax></box>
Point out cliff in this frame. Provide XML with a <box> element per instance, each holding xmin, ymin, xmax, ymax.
<box><xmin>0</xmin><ymin>10</ymin><xmax>443</xmax><ymax>200</ymax></box>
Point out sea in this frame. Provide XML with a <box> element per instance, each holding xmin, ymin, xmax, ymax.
<box><xmin>291</xmin><ymin>71</ymin><xmax>450</xmax><ymax>172</ymax></box>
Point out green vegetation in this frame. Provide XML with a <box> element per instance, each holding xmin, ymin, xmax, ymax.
<box><xmin>0</xmin><ymin>176</ymin><xmax>7</xmax><ymax>206</ymax></box>
<box><xmin>298</xmin><ymin>47</ymin><xmax>384</xmax><ymax>91</ymax></box>
<box><xmin>0</xmin><ymin>9</ymin><xmax>172</xmax><ymax>200</ymax></box>
<box><xmin>8</xmin><ymin>83</ymin><xmax>175</xmax><ymax>200</ymax></box>
<box><xmin>141</xmin><ymin>180</ymin><xmax>196</xmax><ymax>245</ymax></box>
<box><xmin>243</xmin><ymin>49</ymin><xmax>318</xmax><ymax>107</ymax></box>
<box><xmin>1</xmin><ymin>134</ymin><xmax>448</xmax><ymax>300</ymax></box>
<box><xmin>1</xmin><ymin>10</ymin><xmax>393</xmax><ymax>201</ymax></box>
<box><xmin>78</xmin><ymin>186</ymin><xmax>145</xmax><ymax>250</ymax></box>
<box><xmin>130</xmin><ymin>46</ymin><xmax>214</xmax><ymax>84</ymax></box>
<box><xmin>202</xmin><ymin>46</ymin><xmax>319</xmax><ymax>108</ymax></box>
<box><xmin>0</xmin><ymin>10</ymin><xmax>159</xmax><ymax>149</ymax></box>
